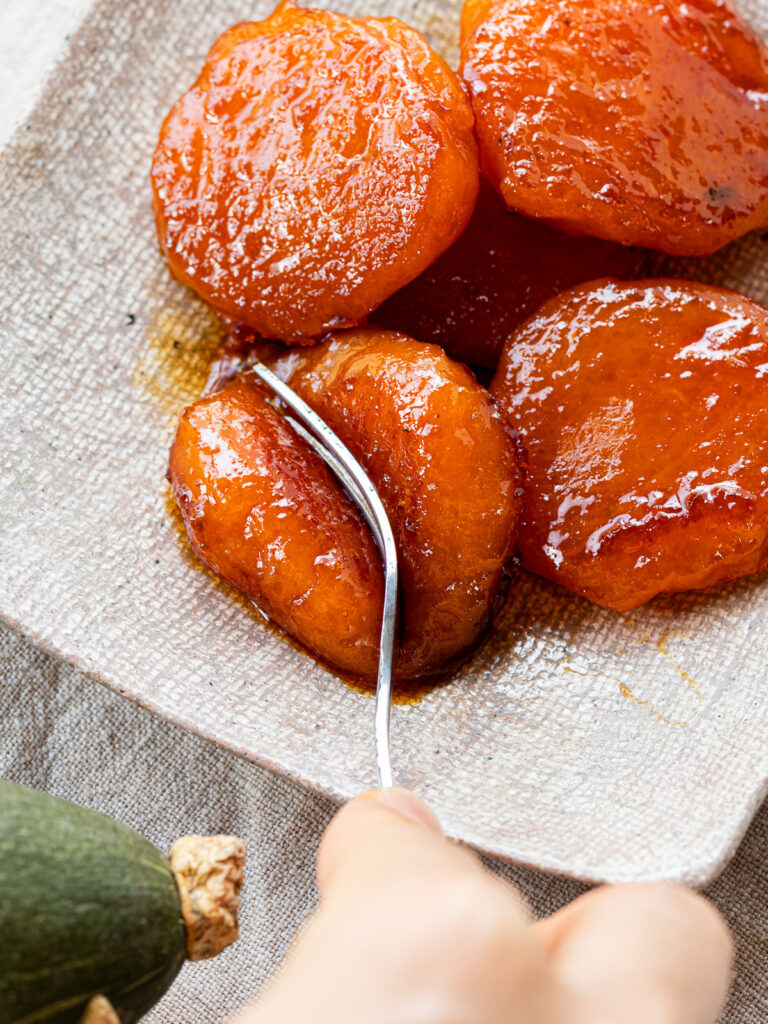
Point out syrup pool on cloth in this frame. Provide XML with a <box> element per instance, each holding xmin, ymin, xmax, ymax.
<box><xmin>0</xmin><ymin>619</ymin><xmax>766</xmax><ymax>1023</ymax></box>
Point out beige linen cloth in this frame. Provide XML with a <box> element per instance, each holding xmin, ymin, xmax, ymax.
<box><xmin>0</xmin><ymin>1</ymin><xmax>766</xmax><ymax>1021</ymax></box>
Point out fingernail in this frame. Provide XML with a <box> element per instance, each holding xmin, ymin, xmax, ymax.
<box><xmin>370</xmin><ymin>786</ymin><xmax>443</xmax><ymax>835</ymax></box>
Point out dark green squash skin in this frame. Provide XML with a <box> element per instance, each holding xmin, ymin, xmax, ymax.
<box><xmin>0</xmin><ymin>780</ymin><xmax>186</xmax><ymax>1024</ymax></box>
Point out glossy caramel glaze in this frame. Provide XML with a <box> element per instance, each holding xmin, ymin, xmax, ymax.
<box><xmin>460</xmin><ymin>0</ymin><xmax>768</xmax><ymax>256</ymax></box>
<box><xmin>168</xmin><ymin>380</ymin><xmax>384</xmax><ymax>679</ymax></box>
<box><xmin>373</xmin><ymin>179</ymin><xmax>650</xmax><ymax>367</ymax></box>
<box><xmin>491</xmin><ymin>279</ymin><xmax>768</xmax><ymax>611</ymax></box>
<box><xmin>152</xmin><ymin>0</ymin><xmax>479</xmax><ymax>344</ymax></box>
<box><xmin>266</xmin><ymin>329</ymin><xmax>525</xmax><ymax>679</ymax></box>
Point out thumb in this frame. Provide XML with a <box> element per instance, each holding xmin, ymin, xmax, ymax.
<box><xmin>317</xmin><ymin>788</ymin><xmax>484</xmax><ymax>899</ymax></box>
<box><xmin>536</xmin><ymin>884</ymin><xmax>733</xmax><ymax>1024</ymax></box>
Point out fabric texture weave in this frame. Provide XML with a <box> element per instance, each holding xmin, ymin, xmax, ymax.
<box><xmin>1</xmin><ymin>0</ymin><xmax>767</xmax><ymax>1020</ymax></box>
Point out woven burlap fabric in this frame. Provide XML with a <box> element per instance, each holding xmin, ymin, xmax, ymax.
<box><xmin>1</xmin><ymin>0</ymin><xmax>768</xmax><ymax>1019</ymax></box>
<box><xmin>2</xmin><ymin>620</ymin><xmax>767</xmax><ymax>1022</ymax></box>
<box><xmin>3</xmin><ymin>0</ymin><xmax>768</xmax><ymax>888</ymax></box>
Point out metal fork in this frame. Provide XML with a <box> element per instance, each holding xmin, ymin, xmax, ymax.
<box><xmin>249</xmin><ymin>361</ymin><xmax>398</xmax><ymax>788</ymax></box>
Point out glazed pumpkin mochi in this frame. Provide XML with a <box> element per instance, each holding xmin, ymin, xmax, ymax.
<box><xmin>169</xmin><ymin>380</ymin><xmax>384</xmax><ymax>680</ymax></box>
<box><xmin>374</xmin><ymin>180</ymin><xmax>650</xmax><ymax>368</ymax></box>
<box><xmin>152</xmin><ymin>0</ymin><xmax>479</xmax><ymax>343</ymax></box>
<box><xmin>491</xmin><ymin>279</ymin><xmax>768</xmax><ymax>611</ymax></box>
<box><xmin>265</xmin><ymin>329</ymin><xmax>524</xmax><ymax>680</ymax></box>
<box><xmin>460</xmin><ymin>0</ymin><xmax>768</xmax><ymax>256</ymax></box>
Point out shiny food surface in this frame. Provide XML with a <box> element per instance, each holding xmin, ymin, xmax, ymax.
<box><xmin>152</xmin><ymin>0</ymin><xmax>479</xmax><ymax>343</ymax></box>
<box><xmin>492</xmin><ymin>278</ymin><xmax>768</xmax><ymax>610</ymax></box>
<box><xmin>266</xmin><ymin>328</ymin><xmax>524</xmax><ymax>679</ymax></box>
<box><xmin>374</xmin><ymin>180</ymin><xmax>650</xmax><ymax>368</ymax></box>
<box><xmin>460</xmin><ymin>0</ymin><xmax>768</xmax><ymax>256</ymax></box>
<box><xmin>168</xmin><ymin>380</ymin><xmax>384</xmax><ymax>680</ymax></box>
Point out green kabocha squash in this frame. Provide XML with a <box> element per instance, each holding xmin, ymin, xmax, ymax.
<box><xmin>0</xmin><ymin>779</ymin><xmax>245</xmax><ymax>1024</ymax></box>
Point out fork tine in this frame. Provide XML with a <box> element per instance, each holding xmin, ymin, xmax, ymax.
<box><xmin>286</xmin><ymin>416</ymin><xmax>381</xmax><ymax>542</ymax></box>
<box><xmin>249</xmin><ymin>360</ymin><xmax>398</xmax><ymax>788</ymax></box>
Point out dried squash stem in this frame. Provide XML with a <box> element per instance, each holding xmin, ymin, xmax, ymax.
<box><xmin>169</xmin><ymin>835</ymin><xmax>245</xmax><ymax>961</ymax></box>
<box><xmin>80</xmin><ymin>996</ymin><xmax>120</xmax><ymax>1024</ymax></box>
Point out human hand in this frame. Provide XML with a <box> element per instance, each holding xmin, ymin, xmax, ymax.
<box><xmin>234</xmin><ymin>788</ymin><xmax>733</xmax><ymax>1024</ymax></box>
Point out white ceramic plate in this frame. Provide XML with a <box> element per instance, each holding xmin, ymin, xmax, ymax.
<box><xmin>2</xmin><ymin>0</ymin><xmax>767</xmax><ymax>885</ymax></box>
